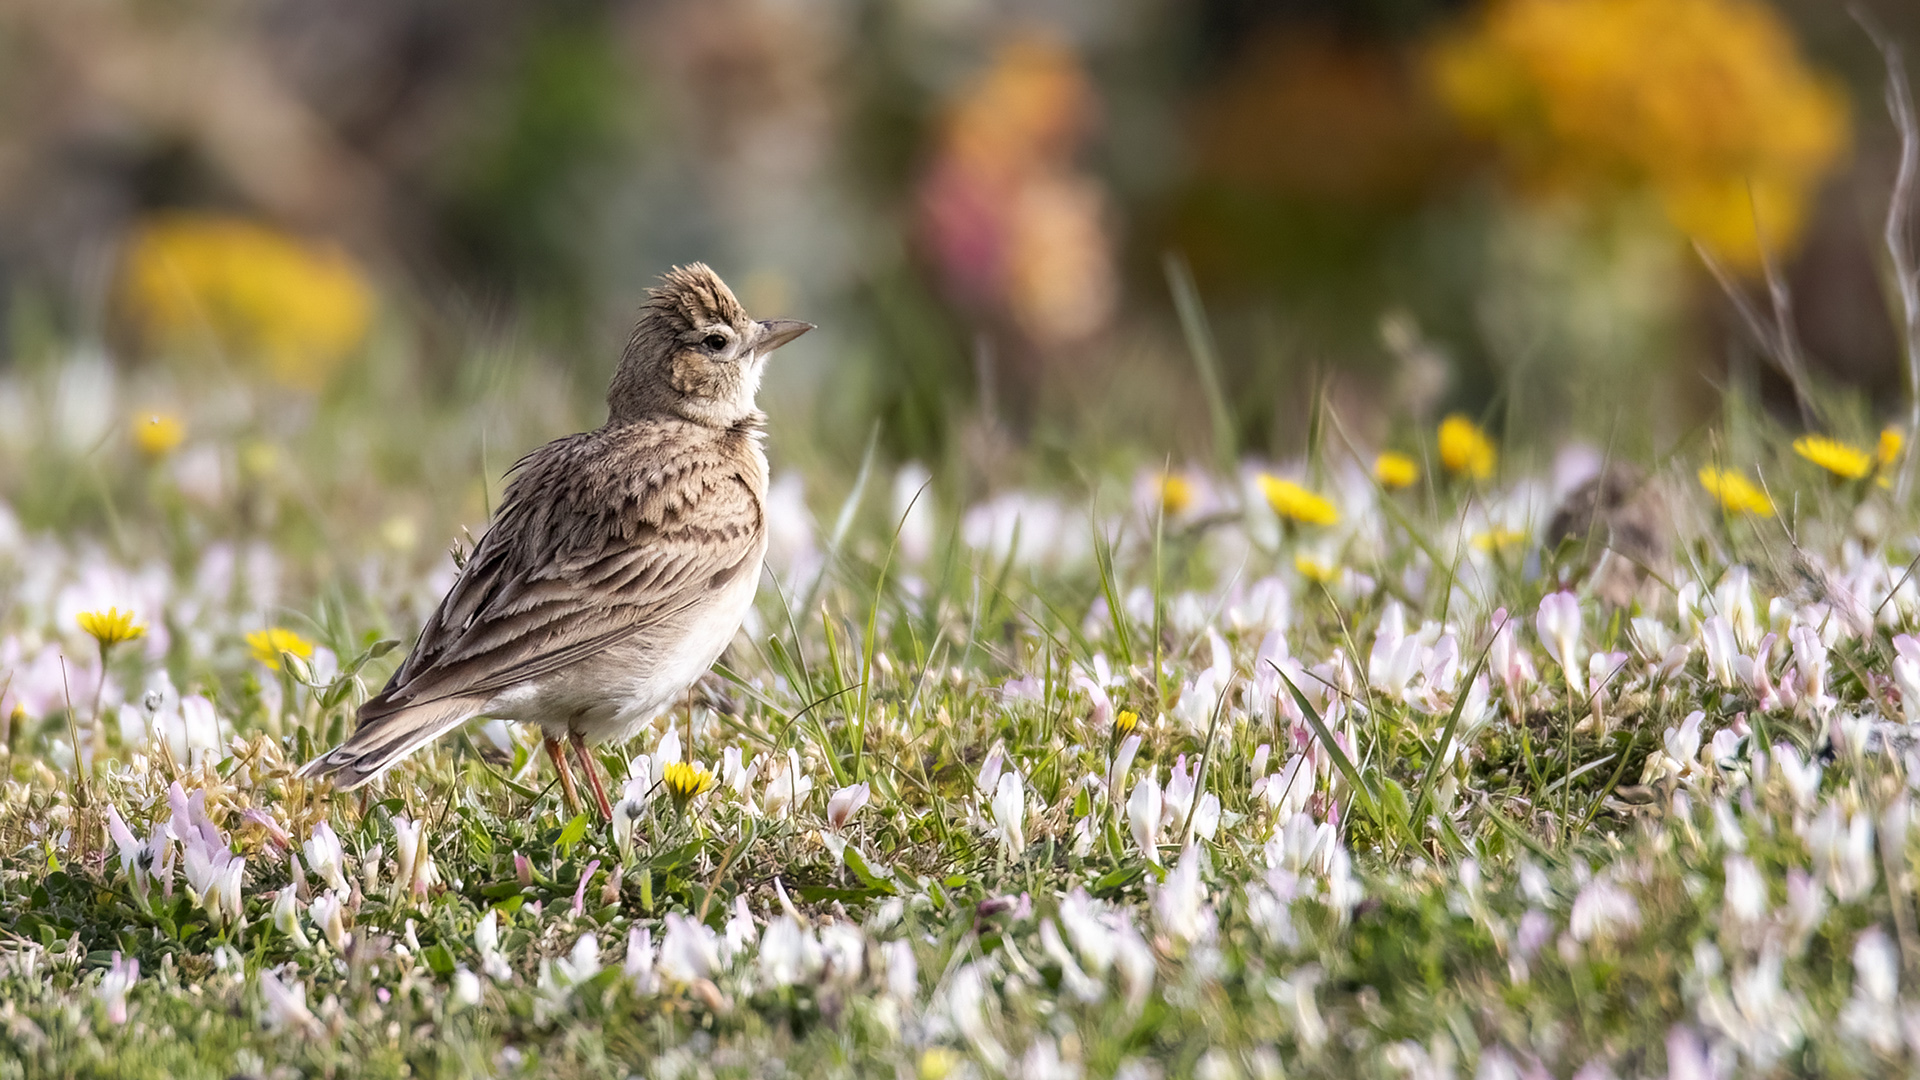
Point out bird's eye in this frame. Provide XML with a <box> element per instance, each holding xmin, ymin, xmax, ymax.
<box><xmin>702</xmin><ymin>333</ymin><xmax>729</xmax><ymax>351</ymax></box>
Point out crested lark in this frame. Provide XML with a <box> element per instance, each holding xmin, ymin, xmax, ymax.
<box><xmin>299</xmin><ymin>264</ymin><xmax>810</xmax><ymax>819</ymax></box>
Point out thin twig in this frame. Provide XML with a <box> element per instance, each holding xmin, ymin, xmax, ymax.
<box><xmin>1857</xmin><ymin>8</ymin><xmax>1920</xmax><ymax>498</ymax></box>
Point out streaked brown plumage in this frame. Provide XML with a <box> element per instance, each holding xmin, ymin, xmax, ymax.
<box><xmin>299</xmin><ymin>265</ymin><xmax>810</xmax><ymax>816</ymax></box>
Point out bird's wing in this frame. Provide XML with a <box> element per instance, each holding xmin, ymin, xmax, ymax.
<box><xmin>360</xmin><ymin>430</ymin><xmax>765</xmax><ymax>722</ymax></box>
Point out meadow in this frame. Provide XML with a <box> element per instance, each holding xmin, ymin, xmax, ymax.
<box><xmin>0</xmin><ymin>299</ymin><xmax>1918</xmax><ymax>1080</ymax></box>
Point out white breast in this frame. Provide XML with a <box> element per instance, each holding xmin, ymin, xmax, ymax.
<box><xmin>484</xmin><ymin>557</ymin><xmax>764</xmax><ymax>744</ymax></box>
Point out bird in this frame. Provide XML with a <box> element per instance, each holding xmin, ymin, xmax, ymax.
<box><xmin>1544</xmin><ymin>462</ymin><xmax>1670</xmax><ymax>610</ymax></box>
<box><xmin>298</xmin><ymin>264</ymin><xmax>810</xmax><ymax>819</ymax></box>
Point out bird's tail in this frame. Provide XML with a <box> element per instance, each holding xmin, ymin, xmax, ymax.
<box><xmin>296</xmin><ymin>695</ymin><xmax>487</xmax><ymax>790</ymax></box>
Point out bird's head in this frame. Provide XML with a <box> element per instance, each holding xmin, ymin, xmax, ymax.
<box><xmin>608</xmin><ymin>263</ymin><xmax>812</xmax><ymax>427</ymax></box>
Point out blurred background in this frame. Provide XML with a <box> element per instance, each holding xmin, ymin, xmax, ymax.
<box><xmin>0</xmin><ymin>0</ymin><xmax>1915</xmax><ymax>515</ymax></box>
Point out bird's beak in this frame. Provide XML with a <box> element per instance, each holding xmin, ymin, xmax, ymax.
<box><xmin>755</xmin><ymin>319</ymin><xmax>814</xmax><ymax>353</ymax></box>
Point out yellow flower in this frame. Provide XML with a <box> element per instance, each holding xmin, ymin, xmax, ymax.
<box><xmin>77</xmin><ymin>608</ymin><xmax>146</xmax><ymax>648</ymax></box>
<box><xmin>1293</xmin><ymin>553</ymin><xmax>1339</xmax><ymax>583</ymax></box>
<box><xmin>1698</xmin><ymin>467</ymin><xmax>1773</xmax><ymax>516</ymax></box>
<box><xmin>1114</xmin><ymin>709</ymin><xmax>1139</xmax><ymax>735</ymax></box>
<box><xmin>1438</xmin><ymin>414</ymin><xmax>1497</xmax><ymax>479</ymax></box>
<box><xmin>1374</xmin><ymin>451</ymin><xmax>1420</xmax><ymax>489</ymax></box>
<box><xmin>1879</xmin><ymin>427</ymin><xmax>1904</xmax><ymax>468</ymax></box>
<box><xmin>1428</xmin><ymin>0</ymin><xmax>1849</xmax><ymax>272</ymax></box>
<box><xmin>919</xmin><ymin>1048</ymin><xmax>961</xmax><ymax>1080</ymax></box>
<box><xmin>120</xmin><ymin>213</ymin><xmax>374</xmax><ymax>390</ymax></box>
<box><xmin>1258</xmin><ymin>475</ymin><xmax>1339</xmax><ymax>526</ymax></box>
<box><xmin>246</xmin><ymin>628</ymin><xmax>317</xmax><ymax>671</ymax></box>
<box><xmin>131</xmin><ymin>411</ymin><xmax>185</xmax><ymax>457</ymax></box>
<box><xmin>1158</xmin><ymin>473</ymin><xmax>1195</xmax><ymax>516</ymax></box>
<box><xmin>1472</xmin><ymin>526</ymin><xmax>1529</xmax><ymax>551</ymax></box>
<box><xmin>1793</xmin><ymin>435</ymin><xmax>1873</xmax><ymax>480</ymax></box>
<box><xmin>662</xmin><ymin>761</ymin><xmax>716</xmax><ymax>806</ymax></box>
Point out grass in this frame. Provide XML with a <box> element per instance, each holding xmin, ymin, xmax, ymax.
<box><xmin>0</xmin><ymin>334</ymin><xmax>1918</xmax><ymax>1079</ymax></box>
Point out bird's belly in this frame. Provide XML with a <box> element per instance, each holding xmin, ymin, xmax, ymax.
<box><xmin>484</xmin><ymin>562</ymin><xmax>761</xmax><ymax>744</ymax></box>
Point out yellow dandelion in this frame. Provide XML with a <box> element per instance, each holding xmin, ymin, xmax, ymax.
<box><xmin>1438</xmin><ymin>414</ymin><xmax>1497</xmax><ymax>479</ymax></box>
<box><xmin>1793</xmin><ymin>434</ymin><xmax>1873</xmax><ymax>480</ymax></box>
<box><xmin>1258</xmin><ymin>475</ymin><xmax>1339</xmax><ymax>526</ymax></box>
<box><xmin>1472</xmin><ymin>526</ymin><xmax>1530</xmax><ymax>552</ymax></box>
<box><xmin>1158</xmin><ymin>473</ymin><xmax>1195</xmax><ymax>516</ymax></box>
<box><xmin>246</xmin><ymin>628</ymin><xmax>317</xmax><ymax>671</ymax></box>
<box><xmin>77</xmin><ymin>608</ymin><xmax>146</xmax><ymax>649</ymax></box>
<box><xmin>1374</xmin><ymin>451</ymin><xmax>1420</xmax><ymax>489</ymax></box>
<box><xmin>1114</xmin><ymin>709</ymin><xmax>1140</xmax><ymax>735</ymax></box>
<box><xmin>1879</xmin><ymin>427</ymin><xmax>1903</xmax><ymax>468</ymax></box>
<box><xmin>1697</xmin><ymin>467</ymin><xmax>1773</xmax><ymax>517</ymax></box>
<box><xmin>662</xmin><ymin>761</ymin><xmax>717</xmax><ymax>806</ymax></box>
<box><xmin>1428</xmin><ymin>0</ymin><xmax>1849</xmax><ymax>272</ymax></box>
<box><xmin>131</xmin><ymin>411</ymin><xmax>185</xmax><ymax>457</ymax></box>
<box><xmin>1293</xmin><ymin>553</ymin><xmax>1339</xmax><ymax>583</ymax></box>
<box><xmin>120</xmin><ymin>213</ymin><xmax>374</xmax><ymax>390</ymax></box>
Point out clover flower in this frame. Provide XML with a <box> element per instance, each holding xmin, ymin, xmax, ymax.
<box><xmin>96</xmin><ymin>952</ymin><xmax>138</xmax><ymax>1026</ymax></box>
<box><xmin>1258</xmin><ymin>475</ymin><xmax>1338</xmax><ymax>526</ymax></box>
<box><xmin>1437</xmin><ymin>414</ymin><xmax>1496</xmax><ymax>478</ymax></box>
<box><xmin>1793</xmin><ymin>435</ymin><xmax>1873</xmax><ymax>480</ymax></box>
<box><xmin>1698</xmin><ymin>467</ymin><xmax>1773</xmax><ymax>516</ymax></box>
<box><xmin>826</xmin><ymin>782</ymin><xmax>871</xmax><ymax>831</ymax></box>
<box><xmin>246</xmin><ymin>628</ymin><xmax>316</xmax><ymax>671</ymax></box>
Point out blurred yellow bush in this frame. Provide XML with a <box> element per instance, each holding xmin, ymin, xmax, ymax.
<box><xmin>1430</xmin><ymin>0</ymin><xmax>1848</xmax><ymax>271</ymax></box>
<box><xmin>120</xmin><ymin>214</ymin><xmax>373</xmax><ymax>389</ymax></box>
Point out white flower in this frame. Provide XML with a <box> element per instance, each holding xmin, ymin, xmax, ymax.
<box><xmin>759</xmin><ymin>916</ymin><xmax>823</xmax><ymax>988</ymax></box>
<box><xmin>301</xmin><ymin>822</ymin><xmax>347</xmax><ymax>895</ymax></box>
<box><xmin>1536</xmin><ymin>591</ymin><xmax>1585</xmax><ymax>696</ymax></box>
<box><xmin>538</xmin><ymin>933</ymin><xmax>603</xmax><ymax>1005</ymax></box>
<box><xmin>659</xmin><ymin>912</ymin><xmax>721</xmax><ymax>984</ymax></box>
<box><xmin>1128</xmin><ymin>773</ymin><xmax>1163</xmax><ymax>866</ymax></box>
<box><xmin>763</xmin><ymin>749</ymin><xmax>814</xmax><ymax>820</ymax></box>
<box><xmin>1895</xmin><ymin>634</ymin><xmax>1920</xmax><ymax>724</ymax></box>
<box><xmin>1113</xmin><ymin>913</ymin><xmax>1156</xmax><ymax>1013</ymax></box>
<box><xmin>882</xmin><ymin>939</ymin><xmax>917</xmax><ymax>1002</ymax></box>
<box><xmin>1569</xmin><ymin>877</ymin><xmax>1640</xmax><ymax>943</ymax></box>
<box><xmin>391</xmin><ymin>815</ymin><xmax>438</xmax><ymax>901</ymax></box>
<box><xmin>451</xmin><ymin>968</ymin><xmax>482</xmax><ymax>1009</ymax></box>
<box><xmin>1107</xmin><ymin>734</ymin><xmax>1141</xmax><ymax>803</ymax></box>
<box><xmin>1788</xmin><ymin>625</ymin><xmax>1830</xmax><ymax>714</ymax></box>
<box><xmin>654</xmin><ymin>726</ymin><xmax>682</xmax><ymax>767</ymax></box>
<box><xmin>310</xmin><ymin>891</ymin><xmax>349</xmax><ymax>952</ymax></box>
<box><xmin>1154</xmin><ymin>843</ymin><xmax>1212</xmax><ymax>945</ymax></box>
<box><xmin>475</xmin><ymin>910</ymin><xmax>512</xmax><ymax>981</ymax></box>
<box><xmin>259</xmin><ymin>968</ymin><xmax>319</xmax><ymax>1034</ymax></box>
<box><xmin>946</xmin><ymin>962</ymin><xmax>1007</xmax><ymax>1071</ymax></box>
<box><xmin>892</xmin><ymin>462</ymin><xmax>937</xmax><ymax>564</ymax></box>
<box><xmin>819</xmin><ymin>923</ymin><xmax>866</xmax><ymax>985</ymax></box>
<box><xmin>976</xmin><ymin>742</ymin><xmax>1008</xmax><ymax>799</ymax></box>
<box><xmin>106</xmin><ymin>804</ymin><xmax>167</xmax><ymax>906</ymax></box>
<box><xmin>1771</xmin><ymin>743</ymin><xmax>1822</xmax><ymax>809</ymax></box>
<box><xmin>272</xmin><ymin>888</ymin><xmax>311</xmax><ymax>949</ymax></box>
<box><xmin>97</xmin><ymin>952</ymin><xmax>137</xmax><ymax>1025</ymax></box>
<box><xmin>826</xmin><ymin>782</ymin><xmax>871</xmax><ymax>831</ymax></box>
<box><xmin>1271</xmin><ymin>965</ymin><xmax>1328</xmax><ymax>1050</ymax></box>
<box><xmin>1841</xmin><ymin>926</ymin><xmax>1903</xmax><ymax>1053</ymax></box>
<box><xmin>722</xmin><ymin>895</ymin><xmax>757</xmax><ymax>964</ymax></box>
<box><xmin>1723</xmin><ymin>856</ymin><xmax>1766</xmax><ymax>923</ymax></box>
<box><xmin>181</xmin><ymin>829</ymin><xmax>245</xmax><ymax>928</ymax></box>
<box><xmin>625</xmin><ymin>926</ymin><xmax>657</xmax><ymax>995</ymax></box>
<box><xmin>992</xmin><ymin>770</ymin><xmax>1027</xmax><ymax>856</ymax></box>
<box><xmin>1702</xmin><ymin>616</ymin><xmax>1738</xmax><ymax>689</ymax></box>
<box><xmin>1804</xmin><ymin>804</ymin><xmax>1875</xmax><ymax>902</ymax></box>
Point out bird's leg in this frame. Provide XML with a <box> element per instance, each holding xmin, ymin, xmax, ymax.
<box><xmin>544</xmin><ymin>736</ymin><xmax>584</xmax><ymax>817</ymax></box>
<box><xmin>570</xmin><ymin>732</ymin><xmax>615</xmax><ymax>822</ymax></box>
